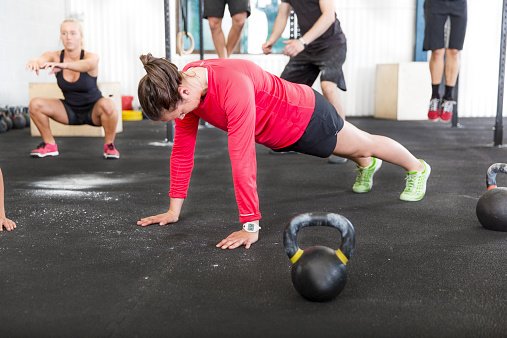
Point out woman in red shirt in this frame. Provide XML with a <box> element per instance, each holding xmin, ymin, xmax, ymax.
<box><xmin>136</xmin><ymin>54</ymin><xmax>431</xmax><ymax>250</ymax></box>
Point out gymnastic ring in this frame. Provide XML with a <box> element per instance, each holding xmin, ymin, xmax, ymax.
<box><xmin>176</xmin><ymin>31</ymin><xmax>195</xmax><ymax>55</ymax></box>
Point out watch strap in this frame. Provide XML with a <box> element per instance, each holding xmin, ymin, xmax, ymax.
<box><xmin>243</xmin><ymin>222</ymin><xmax>261</xmax><ymax>233</ymax></box>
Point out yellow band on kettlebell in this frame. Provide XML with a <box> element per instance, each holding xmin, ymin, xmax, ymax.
<box><xmin>290</xmin><ymin>249</ymin><xmax>304</xmax><ymax>264</ymax></box>
<box><xmin>336</xmin><ymin>249</ymin><xmax>348</xmax><ymax>265</ymax></box>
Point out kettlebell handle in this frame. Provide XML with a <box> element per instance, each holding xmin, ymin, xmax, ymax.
<box><xmin>283</xmin><ymin>212</ymin><xmax>355</xmax><ymax>266</ymax></box>
<box><xmin>486</xmin><ymin>163</ymin><xmax>507</xmax><ymax>190</ymax></box>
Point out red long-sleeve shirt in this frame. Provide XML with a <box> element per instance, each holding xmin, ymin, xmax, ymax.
<box><xmin>170</xmin><ymin>59</ymin><xmax>315</xmax><ymax>223</ymax></box>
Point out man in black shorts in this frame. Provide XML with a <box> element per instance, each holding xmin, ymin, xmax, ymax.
<box><xmin>262</xmin><ymin>0</ymin><xmax>348</xmax><ymax>164</ymax></box>
<box><xmin>424</xmin><ymin>0</ymin><xmax>467</xmax><ymax>122</ymax></box>
<box><xmin>203</xmin><ymin>0</ymin><xmax>250</xmax><ymax>58</ymax></box>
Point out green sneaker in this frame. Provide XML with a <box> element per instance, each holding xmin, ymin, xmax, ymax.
<box><xmin>352</xmin><ymin>157</ymin><xmax>382</xmax><ymax>193</ymax></box>
<box><xmin>400</xmin><ymin>160</ymin><xmax>431</xmax><ymax>202</ymax></box>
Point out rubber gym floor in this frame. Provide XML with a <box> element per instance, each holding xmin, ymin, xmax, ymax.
<box><xmin>0</xmin><ymin>117</ymin><xmax>506</xmax><ymax>337</ymax></box>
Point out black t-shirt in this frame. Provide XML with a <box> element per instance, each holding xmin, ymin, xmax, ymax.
<box><xmin>281</xmin><ymin>0</ymin><xmax>346</xmax><ymax>51</ymax></box>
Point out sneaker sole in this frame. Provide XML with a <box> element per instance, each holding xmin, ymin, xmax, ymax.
<box><xmin>399</xmin><ymin>162</ymin><xmax>431</xmax><ymax>202</ymax></box>
<box><xmin>103</xmin><ymin>154</ymin><xmax>120</xmax><ymax>159</ymax></box>
<box><xmin>352</xmin><ymin>158</ymin><xmax>383</xmax><ymax>193</ymax></box>
<box><xmin>328</xmin><ymin>156</ymin><xmax>348</xmax><ymax>164</ymax></box>
<box><xmin>30</xmin><ymin>151</ymin><xmax>59</xmax><ymax>158</ymax></box>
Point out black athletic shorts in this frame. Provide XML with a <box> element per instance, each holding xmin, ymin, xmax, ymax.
<box><xmin>61</xmin><ymin>99</ymin><xmax>101</xmax><ymax>126</ymax></box>
<box><xmin>203</xmin><ymin>0</ymin><xmax>250</xmax><ymax>19</ymax></box>
<box><xmin>273</xmin><ymin>90</ymin><xmax>344</xmax><ymax>158</ymax></box>
<box><xmin>280</xmin><ymin>42</ymin><xmax>347</xmax><ymax>91</ymax></box>
<box><xmin>423</xmin><ymin>0</ymin><xmax>467</xmax><ymax>51</ymax></box>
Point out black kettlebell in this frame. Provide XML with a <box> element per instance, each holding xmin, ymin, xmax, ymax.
<box><xmin>0</xmin><ymin>114</ymin><xmax>8</xmax><ymax>133</ymax></box>
<box><xmin>283</xmin><ymin>212</ymin><xmax>356</xmax><ymax>302</ymax></box>
<box><xmin>12</xmin><ymin>108</ymin><xmax>26</xmax><ymax>129</ymax></box>
<box><xmin>1</xmin><ymin>112</ymin><xmax>12</xmax><ymax>130</ymax></box>
<box><xmin>476</xmin><ymin>163</ymin><xmax>507</xmax><ymax>232</ymax></box>
<box><xmin>22</xmin><ymin>107</ymin><xmax>30</xmax><ymax>127</ymax></box>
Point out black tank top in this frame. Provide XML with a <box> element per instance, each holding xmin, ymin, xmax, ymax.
<box><xmin>56</xmin><ymin>50</ymin><xmax>102</xmax><ymax>107</ymax></box>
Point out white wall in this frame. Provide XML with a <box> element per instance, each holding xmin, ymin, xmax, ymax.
<box><xmin>337</xmin><ymin>0</ymin><xmax>417</xmax><ymax>115</ymax></box>
<box><xmin>459</xmin><ymin>0</ymin><xmax>504</xmax><ymax>117</ymax></box>
<box><xmin>1</xmin><ymin>0</ymin><xmax>506</xmax><ymax>118</ymax></box>
<box><xmin>0</xmin><ymin>0</ymin><xmax>66</xmax><ymax>106</ymax></box>
<box><xmin>67</xmin><ymin>0</ymin><xmax>166</xmax><ymax>108</ymax></box>
<box><xmin>174</xmin><ymin>0</ymin><xmax>417</xmax><ymax>117</ymax></box>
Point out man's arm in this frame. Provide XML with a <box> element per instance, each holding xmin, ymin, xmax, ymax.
<box><xmin>283</xmin><ymin>0</ymin><xmax>337</xmax><ymax>57</ymax></box>
<box><xmin>299</xmin><ymin>0</ymin><xmax>337</xmax><ymax>45</ymax></box>
<box><xmin>262</xmin><ymin>2</ymin><xmax>292</xmax><ymax>54</ymax></box>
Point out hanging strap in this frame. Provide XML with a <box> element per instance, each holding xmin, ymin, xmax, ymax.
<box><xmin>181</xmin><ymin>0</ymin><xmax>189</xmax><ymax>37</ymax></box>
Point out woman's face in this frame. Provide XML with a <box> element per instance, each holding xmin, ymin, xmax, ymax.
<box><xmin>160</xmin><ymin>99</ymin><xmax>197</xmax><ymax>122</ymax></box>
<box><xmin>160</xmin><ymin>86</ymin><xmax>202</xmax><ymax>122</ymax></box>
<box><xmin>60</xmin><ymin>22</ymin><xmax>82</xmax><ymax>50</ymax></box>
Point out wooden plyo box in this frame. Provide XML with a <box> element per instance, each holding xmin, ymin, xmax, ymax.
<box><xmin>374</xmin><ymin>62</ymin><xmax>431</xmax><ymax>121</ymax></box>
<box><xmin>29</xmin><ymin>82</ymin><xmax>123</xmax><ymax>137</ymax></box>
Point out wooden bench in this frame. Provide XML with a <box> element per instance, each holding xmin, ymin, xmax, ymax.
<box><xmin>29</xmin><ymin>82</ymin><xmax>123</xmax><ymax>137</ymax></box>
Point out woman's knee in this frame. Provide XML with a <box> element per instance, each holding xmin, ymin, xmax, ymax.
<box><xmin>335</xmin><ymin>122</ymin><xmax>375</xmax><ymax>157</ymax></box>
<box><xmin>98</xmin><ymin>100</ymin><xmax>117</xmax><ymax>118</ymax></box>
<box><xmin>29</xmin><ymin>98</ymin><xmax>45</xmax><ymax>115</ymax></box>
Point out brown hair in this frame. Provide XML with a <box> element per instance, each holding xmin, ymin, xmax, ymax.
<box><xmin>138</xmin><ymin>54</ymin><xmax>182</xmax><ymax>121</ymax></box>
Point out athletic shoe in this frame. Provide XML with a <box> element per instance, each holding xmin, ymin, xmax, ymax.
<box><xmin>427</xmin><ymin>98</ymin><xmax>441</xmax><ymax>121</ymax></box>
<box><xmin>440</xmin><ymin>100</ymin><xmax>456</xmax><ymax>122</ymax></box>
<box><xmin>328</xmin><ymin>155</ymin><xmax>348</xmax><ymax>164</ymax></box>
<box><xmin>399</xmin><ymin>160</ymin><xmax>431</xmax><ymax>202</ymax></box>
<box><xmin>103</xmin><ymin>143</ymin><xmax>120</xmax><ymax>159</ymax></box>
<box><xmin>268</xmin><ymin>150</ymin><xmax>297</xmax><ymax>155</ymax></box>
<box><xmin>352</xmin><ymin>157</ymin><xmax>382</xmax><ymax>193</ymax></box>
<box><xmin>30</xmin><ymin>142</ymin><xmax>59</xmax><ymax>158</ymax></box>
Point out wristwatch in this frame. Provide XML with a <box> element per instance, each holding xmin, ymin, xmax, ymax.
<box><xmin>243</xmin><ymin>222</ymin><xmax>261</xmax><ymax>233</ymax></box>
<box><xmin>298</xmin><ymin>37</ymin><xmax>308</xmax><ymax>48</ymax></box>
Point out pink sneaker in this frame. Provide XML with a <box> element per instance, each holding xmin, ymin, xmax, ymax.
<box><xmin>103</xmin><ymin>143</ymin><xmax>120</xmax><ymax>159</ymax></box>
<box><xmin>30</xmin><ymin>142</ymin><xmax>59</xmax><ymax>158</ymax></box>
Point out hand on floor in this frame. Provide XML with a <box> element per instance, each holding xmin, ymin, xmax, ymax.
<box><xmin>0</xmin><ymin>217</ymin><xmax>16</xmax><ymax>232</ymax></box>
<box><xmin>137</xmin><ymin>211</ymin><xmax>179</xmax><ymax>227</ymax></box>
<box><xmin>216</xmin><ymin>230</ymin><xmax>259</xmax><ymax>250</ymax></box>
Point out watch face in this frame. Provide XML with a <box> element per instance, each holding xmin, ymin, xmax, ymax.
<box><xmin>246</xmin><ymin>223</ymin><xmax>255</xmax><ymax>231</ymax></box>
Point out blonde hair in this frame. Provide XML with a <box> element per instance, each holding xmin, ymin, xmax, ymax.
<box><xmin>60</xmin><ymin>18</ymin><xmax>84</xmax><ymax>48</ymax></box>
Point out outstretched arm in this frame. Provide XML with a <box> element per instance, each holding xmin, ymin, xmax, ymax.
<box><xmin>283</xmin><ymin>0</ymin><xmax>337</xmax><ymax>57</ymax></box>
<box><xmin>42</xmin><ymin>52</ymin><xmax>99</xmax><ymax>76</ymax></box>
<box><xmin>214</xmin><ymin>75</ymin><xmax>262</xmax><ymax>249</ymax></box>
<box><xmin>262</xmin><ymin>2</ymin><xmax>292</xmax><ymax>54</ymax></box>
<box><xmin>138</xmin><ymin>113</ymin><xmax>199</xmax><ymax>228</ymax></box>
<box><xmin>26</xmin><ymin>51</ymin><xmax>58</xmax><ymax>75</ymax></box>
